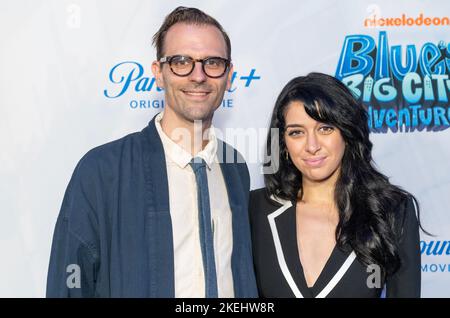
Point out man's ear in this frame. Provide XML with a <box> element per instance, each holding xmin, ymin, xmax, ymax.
<box><xmin>226</xmin><ymin>63</ymin><xmax>234</xmax><ymax>91</ymax></box>
<box><xmin>151</xmin><ymin>61</ymin><xmax>164</xmax><ymax>89</ymax></box>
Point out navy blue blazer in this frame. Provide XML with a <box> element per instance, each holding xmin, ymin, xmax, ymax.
<box><xmin>46</xmin><ymin>115</ymin><xmax>258</xmax><ymax>297</ymax></box>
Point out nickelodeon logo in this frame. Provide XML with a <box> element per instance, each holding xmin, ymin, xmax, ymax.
<box><xmin>364</xmin><ymin>13</ymin><xmax>449</xmax><ymax>27</ymax></box>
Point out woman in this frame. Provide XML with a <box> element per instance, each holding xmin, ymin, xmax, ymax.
<box><xmin>250</xmin><ymin>72</ymin><xmax>422</xmax><ymax>298</ymax></box>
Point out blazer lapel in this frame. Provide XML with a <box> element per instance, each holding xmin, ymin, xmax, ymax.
<box><xmin>267</xmin><ymin>196</ymin><xmax>357</xmax><ymax>298</ymax></box>
<box><xmin>311</xmin><ymin>247</ymin><xmax>357</xmax><ymax>298</ymax></box>
<box><xmin>267</xmin><ymin>199</ymin><xmax>310</xmax><ymax>298</ymax></box>
<box><xmin>142</xmin><ymin>115</ymin><xmax>174</xmax><ymax>297</ymax></box>
<box><xmin>274</xmin><ymin>203</ymin><xmax>314</xmax><ymax>298</ymax></box>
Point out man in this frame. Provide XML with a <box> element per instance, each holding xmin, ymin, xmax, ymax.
<box><xmin>46</xmin><ymin>6</ymin><xmax>258</xmax><ymax>298</ymax></box>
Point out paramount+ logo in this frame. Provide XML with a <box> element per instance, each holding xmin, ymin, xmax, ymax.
<box><xmin>421</xmin><ymin>240</ymin><xmax>450</xmax><ymax>273</ymax></box>
<box><xmin>103</xmin><ymin>61</ymin><xmax>261</xmax><ymax>110</ymax></box>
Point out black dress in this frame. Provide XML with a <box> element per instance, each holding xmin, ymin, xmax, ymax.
<box><xmin>249</xmin><ymin>188</ymin><xmax>421</xmax><ymax>298</ymax></box>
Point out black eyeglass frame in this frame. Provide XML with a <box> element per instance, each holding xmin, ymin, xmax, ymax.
<box><xmin>159</xmin><ymin>55</ymin><xmax>231</xmax><ymax>78</ymax></box>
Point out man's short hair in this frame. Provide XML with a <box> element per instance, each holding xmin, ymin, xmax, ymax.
<box><xmin>152</xmin><ymin>6</ymin><xmax>231</xmax><ymax>60</ymax></box>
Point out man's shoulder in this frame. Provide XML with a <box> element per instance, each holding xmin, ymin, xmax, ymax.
<box><xmin>81</xmin><ymin>131</ymin><xmax>141</xmax><ymax>163</ymax></box>
<box><xmin>74</xmin><ymin>125</ymin><xmax>154</xmax><ymax>177</ymax></box>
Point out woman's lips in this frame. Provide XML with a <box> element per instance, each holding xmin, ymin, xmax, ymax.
<box><xmin>303</xmin><ymin>156</ymin><xmax>327</xmax><ymax>167</ymax></box>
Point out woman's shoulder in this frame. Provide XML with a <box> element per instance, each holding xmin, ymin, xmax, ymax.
<box><xmin>250</xmin><ymin>187</ymin><xmax>282</xmax><ymax>205</ymax></box>
<box><xmin>249</xmin><ymin>187</ymin><xmax>290</xmax><ymax>216</ymax></box>
<box><xmin>249</xmin><ymin>188</ymin><xmax>271</xmax><ymax>211</ymax></box>
<box><xmin>393</xmin><ymin>193</ymin><xmax>417</xmax><ymax>218</ymax></box>
<box><xmin>250</xmin><ymin>187</ymin><xmax>269</xmax><ymax>200</ymax></box>
<box><xmin>391</xmin><ymin>193</ymin><xmax>420</xmax><ymax>237</ymax></box>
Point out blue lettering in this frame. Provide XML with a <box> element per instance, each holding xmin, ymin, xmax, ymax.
<box><xmin>424</xmin><ymin>75</ymin><xmax>434</xmax><ymax>101</ymax></box>
<box><xmin>431</xmin><ymin>74</ymin><xmax>449</xmax><ymax>103</ymax></box>
<box><xmin>227</xmin><ymin>72</ymin><xmax>237</xmax><ymax>92</ymax></box>
<box><xmin>367</xmin><ymin>105</ymin><xmax>373</xmax><ymax>128</ymax></box>
<box><xmin>419</xmin><ymin>107</ymin><xmax>433</xmax><ymax>126</ymax></box>
<box><xmin>390</xmin><ymin>45</ymin><xmax>417</xmax><ymax>80</ymax></box>
<box><xmin>221</xmin><ymin>99</ymin><xmax>233</xmax><ymax>107</ymax></box>
<box><xmin>420</xmin><ymin>263</ymin><xmax>450</xmax><ymax>272</ymax></box>
<box><xmin>398</xmin><ymin>107</ymin><xmax>411</xmax><ymax>127</ymax></box>
<box><xmin>421</xmin><ymin>241</ymin><xmax>450</xmax><ymax>255</ymax></box>
<box><xmin>362</xmin><ymin>75</ymin><xmax>374</xmax><ymax>102</ymax></box>
<box><xmin>434</xmin><ymin>107</ymin><xmax>450</xmax><ymax>126</ymax></box>
<box><xmin>129</xmin><ymin>99</ymin><xmax>165</xmax><ymax>109</ymax></box>
<box><xmin>240</xmin><ymin>69</ymin><xmax>261</xmax><ymax>87</ymax></box>
<box><xmin>373</xmin><ymin>108</ymin><xmax>386</xmax><ymax>129</ymax></box>
<box><xmin>409</xmin><ymin>105</ymin><xmax>421</xmax><ymax>127</ymax></box>
<box><xmin>374</xmin><ymin>31</ymin><xmax>390</xmax><ymax>80</ymax></box>
<box><xmin>336</xmin><ymin>35</ymin><xmax>375</xmax><ymax>80</ymax></box>
<box><xmin>402</xmin><ymin>73</ymin><xmax>422</xmax><ymax>103</ymax></box>
<box><xmin>385</xmin><ymin>109</ymin><xmax>397</xmax><ymax>127</ymax></box>
<box><xmin>337</xmin><ymin>32</ymin><xmax>450</xmax><ymax>84</ymax></box>
<box><xmin>104</xmin><ymin>61</ymin><xmax>144</xmax><ymax>98</ymax></box>
<box><xmin>373</xmin><ymin>77</ymin><xmax>397</xmax><ymax>102</ymax></box>
<box><xmin>420</xmin><ymin>43</ymin><xmax>446</xmax><ymax>76</ymax></box>
<box><xmin>341</xmin><ymin>74</ymin><xmax>364</xmax><ymax>98</ymax></box>
<box><xmin>136</xmin><ymin>77</ymin><xmax>157</xmax><ymax>92</ymax></box>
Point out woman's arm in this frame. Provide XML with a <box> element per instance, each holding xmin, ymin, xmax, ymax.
<box><xmin>386</xmin><ymin>196</ymin><xmax>421</xmax><ymax>298</ymax></box>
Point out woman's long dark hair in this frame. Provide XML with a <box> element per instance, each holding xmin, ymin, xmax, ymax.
<box><xmin>264</xmin><ymin>72</ymin><xmax>423</xmax><ymax>277</ymax></box>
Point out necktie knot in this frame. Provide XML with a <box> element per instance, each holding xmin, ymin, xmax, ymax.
<box><xmin>189</xmin><ymin>157</ymin><xmax>206</xmax><ymax>172</ymax></box>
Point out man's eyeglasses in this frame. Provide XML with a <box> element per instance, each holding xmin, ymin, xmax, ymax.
<box><xmin>159</xmin><ymin>55</ymin><xmax>231</xmax><ymax>78</ymax></box>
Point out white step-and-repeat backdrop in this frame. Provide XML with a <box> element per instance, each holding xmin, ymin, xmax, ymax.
<box><xmin>1</xmin><ymin>0</ymin><xmax>449</xmax><ymax>297</ymax></box>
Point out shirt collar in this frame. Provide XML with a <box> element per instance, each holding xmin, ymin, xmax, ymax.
<box><xmin>154</xmin><ymin>112</ymin><xmax>218</xmax><ymax>169</ymax></box>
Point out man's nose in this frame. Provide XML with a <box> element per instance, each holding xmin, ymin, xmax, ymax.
<box><xmin>188</xmin><ymin>61</ymin><xmax>207</xmax><ymax>82</ymax></box>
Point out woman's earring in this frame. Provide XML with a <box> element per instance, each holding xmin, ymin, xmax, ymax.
<box><xmin>285</xmin><ymin>151</ymin><xmax>289</xmax><ymax>161</ymax></box>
